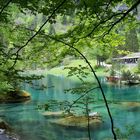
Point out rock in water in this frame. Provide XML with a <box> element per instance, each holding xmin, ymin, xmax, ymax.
<box><xmin>0</xmin><ymin>128</ymin><xmax>5</xmax><ymax>134</ymax></box>
<box><xmin>89</xmin><ymin>112</ymin><xmax>98</xmax><ymax>117</ymax></box>
<box><xmin>51</xmin><ymin>115</ymin><xmax>102</xmax><ymax>128</ymax></box>
<box><xmin>0</xmin><ymin>119</ymin><xmax>19</xmax><ymax>140</ymax></box>
<box><xmin>42</xmin><ymin>111</ymin><xmax>65</xmax><ymax>118</ymax></box>
<box><xmin>0</xmin><ymin>119</ymin><xmax>11</xmax><ymax>131</ymax></box>
<box><xmin>0</xmin><ymin>90</ymin><xmax>31</xmax><ymax>103</ymax></box>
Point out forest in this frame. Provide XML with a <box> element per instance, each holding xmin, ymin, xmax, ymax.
<box><xmin>0</xmin><ymin>0</ymin><xmax>140</xmax><ymax>140</ymax></box>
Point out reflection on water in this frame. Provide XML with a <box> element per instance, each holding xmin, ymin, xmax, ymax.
<box><xmin>0</xmin><ymin>75</ymin><xmax>140</xmax><ymax>140</ymax></box>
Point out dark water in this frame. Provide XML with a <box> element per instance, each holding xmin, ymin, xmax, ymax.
<box><xmin>0</xmin><ymin>74</ymin><xmax>140</xmax><ymax>140</ymax></box>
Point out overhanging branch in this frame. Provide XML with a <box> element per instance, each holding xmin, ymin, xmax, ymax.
<box><xmin>67</xmin><ymin>86</ymin><xmax>99</xmax><ymax>111</ymax></box>
<box><xmin>80</xmin><ymin>0</ymin><xmax>140</xmax><ymax>39</ymax></box>
<box><xmin>102</xmin><ymin>0</ymin><xmax>140</xmax><ymax>37</ymax></box>
<box><xmin>8</xmin><ymin>0</ymin><xmax>67</xmax><ymax>70</ymax></box>
<box><xmin>8</xmin><ymin>25</ymin><xmax>117</xmax><ymax>138</ymax></box>
<box><xmin>0</xmin><ymin>0</ymin><xmax>13</xmax><ymax>15</ymax></box>
<box><xmin>36</xmin><ymin>33</ymin><xmax>117</xmax><ymax>139</ymax></box>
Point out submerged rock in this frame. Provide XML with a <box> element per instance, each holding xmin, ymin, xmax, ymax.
<box><xmin>50</xmin><ymin>114</ymin><xmax>102</xmax><ymax>128</ymax></box>
<box><xmin>43</xmin><ymin>111</ymin><xmax>102</xmax><ymax>128</ymax></box>
<box><xmin>0</xmin><ymin>90</ymin><xmax>31</xmax><ymax>103</ymax></box>
<box><xmin>42</xmin><ymin>111</ymin><xmax>65</xmax><ymax>118</ymax></box>
<box><xmin>0</xmin><ymin>132</ymin><xmax>19</xmax><ymax>140</ymax></box>
<box><xmin>117</xmin><ymin>101</ymin><xmax>140</xmax><ymax>107</ymax></box>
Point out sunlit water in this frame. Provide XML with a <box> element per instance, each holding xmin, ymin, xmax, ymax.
<box><xmin>0</xmin><ymin>74</ymin><xmax>140</xmax><ymax>140</ymax></box>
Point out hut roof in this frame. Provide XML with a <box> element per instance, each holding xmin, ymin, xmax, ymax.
<box><xmin>113</xmin><ymin>52</ymin><xmax>140</xmax><ymax>60</ymax></box>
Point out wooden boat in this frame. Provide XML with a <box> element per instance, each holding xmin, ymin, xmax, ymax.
<box><xmin>106</xmin><ymin>76</ymin><xmax>120</xmax><ymax>83</ymax></box>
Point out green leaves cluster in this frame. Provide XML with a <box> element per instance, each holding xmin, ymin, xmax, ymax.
<box><xmin>64</xmin><ymin>65</ymin><xmax>90</xmax><ymax>82</ymax></box>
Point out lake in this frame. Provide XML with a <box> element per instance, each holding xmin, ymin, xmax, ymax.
<box><xmin>0</xmin><ymin>74</ymin><xmax>140</xmax><ymax>140</ymax></box>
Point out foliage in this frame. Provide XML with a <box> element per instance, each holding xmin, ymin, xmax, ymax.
<box><xmin>115</xmin><ymin>125</ymin><xmax>135</xmax><ymax>139</ymax></box>
<box><xmin>125</xmin><ymin>28</ymin><xmax>139</xmax><ymax>52</ymax></box>
<box><xmin>38</xmin><ymin>86</ymin><xmax>97</xmax><ymax>116</ymax></box>
<box><xmin>0</xmin><ymin>81</ymin><xmax>13</xmax><ymax>92</ymax></box>
<box><xmin>134</xmin><ymin>59</ymin><xmax>140</xmax><ymax>73</ymax></box>
<box><xmin>109</xmin><ymin>68</ymin><xmax>116</xmax><ymax>76</ymax></box>
<box><xmin>48</xmin><ymin>24</ymin><xmax>56</xmax><ymax>35</ymax></box>
<box><xmin>38</xmin><ymin>100</ymin><xmax>70</xmax><ymax>112</ymax></box>
<box><xmin>121</xmin><ymin>70</ymin><xmax>140</xmax><ymax>81</ymax></box>
<box><xmin>39</xmin><ymin>63</ymin><xmax>97</xmax><ymax>116</ymax></box>
<box><xmin>64</xmin><ymin>65</ymin><xmax>90</xmax><ymax>83</ymax></box>
<box><xmin>121</xmin><ymin>70</ymin><xmax>132</xmax><ymax>81</ymax></box>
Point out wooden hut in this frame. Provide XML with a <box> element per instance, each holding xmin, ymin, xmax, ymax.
<box><xmin>113</xmin><ymin>52</ymin><xmax>140</xmax><ymax>65</ymax></box>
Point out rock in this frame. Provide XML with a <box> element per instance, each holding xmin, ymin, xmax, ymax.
<box><xmin>0</xmin><ymin>119</ymin><xmax>19</xmax><ymax>140</ymax></box>
<box><xmin>8</xmin><ymin>90</ymin><xmax>30</xmax><ymax>99</ymax></box>
<box><xmin>117</xmin><ymin>101</ymin><xmax>140</xmax><ymax>107</ymax></box>
<box><xmin>42</xmin><ymin>111</ymin><xmax>75</xmax><ymax>119</ymax></box>
<box><xmin>18</xmin><ymin>90</ymin><xmax>30</xmax><ymax>98</ymax></box>
<box><xmin>0</xmin><ymin>129</ymin><xmax>5</xmax><ymax>134</ymax></box>
<box><xmin>0</xmin><ymin>90</ymin><xmax>31</xmax><ymax>103</ymax></box>
<box><xmin>0</xmin><ymin>119</ymin><xmax>11</xmax><ymax>131</ymax></box>
<box><xmin>89</xmin><ymin>112</ymin><xmax>98</xmax><ymax>117</ymax></box>
<box><xmin>51</xmin><ymin>115</ymin><xmax>102</xmax><ymax>128</ymax></box>
<box><xmin>43</xmin><ymin>111</ymin><xmax>102</xmax><ymax>128</ymax></box>
<box><xmin>0</xmin><ymin>118</ymin><xmax>19</xmax><ymax>139</ymax></box>
<box><xmin>42</xmin><ymin>111</ymin><xmax>65</xmax><ymax>118</ymax></box>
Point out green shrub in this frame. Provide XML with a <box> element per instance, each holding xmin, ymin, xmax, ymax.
<box><xmin>121</xmin><ymin>70</ymin><xmax>140</xmax><ymax>81</ymax></box>
<box><xmin>109</xmin><ymin>69</ymin><xmax>116</xmax><ymax>76</ymax></box>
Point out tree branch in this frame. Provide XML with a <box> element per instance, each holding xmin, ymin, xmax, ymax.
<box><xmin>68</xmin><ymin>44</ymin><xmax>117</xmax><ymax>140</ymax></box>
<box><xmin>79</xmin><ymin>12</ymin><xmax>124</xmax><ymax>39</ymax></box>
<box><xmin>36</xmin><ymin>33</ymin><xmax>117</xmax><ymax>139</ymax></box>
<box><xmin>102</xmin><ymin>0</ymin><xmax>140</xmax><ymax>37</ymax></box>
<box><xmin>0</xmin><ymin>0</ymin><xmax>13</xmax><ymax>15</ymax></box>
<box><xmin>8</xmin><ymin>18</ymin><xmax>118</xmax><ymax>139</ymax></box>
<box><xmin>18</xmin><ymin>27</ymin><xmax>117</xmax><ymax>138</ymax></box>
<box><xmin>67</xmin><ymin>87</ymin><xmax>99</xmax><ymax>112</ymax></box>
<box><xmin>9</xmin><ymin>0</ymin><xmax>67</xmax><ymax>70</ymax></box>
<box><xmin>106</xmin><ymin>0</ymin><xmax>113</xmax><ymax>10</ymax></box>
<box><xmin>79</xmin><ymin>0</ymin><xmax>140</xmax><ymax>39</ymax></box>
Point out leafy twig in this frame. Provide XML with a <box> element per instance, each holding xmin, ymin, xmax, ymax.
<box><xmin>102</xmin><ymin>0</ymin><xmax>140</xmax><ymax>37</ymax></box>
<box><xmin>8</xmin><ymin>0</ymin><xmax>68</xmax><ymax>70</ymax></box>
<box><xmin>41</xmin><ymin>34</ymin><xmax>117</xmax><ymax>139</ymax></box>
<box><xmin>67</xmin><ymin>87</ymin><xmax>99</xmax><ymax>111</ymax></box>
<box><xmin>0</xmin><ymin>0</ymin><xmax>13</xmax><ymax>15</ymax></box>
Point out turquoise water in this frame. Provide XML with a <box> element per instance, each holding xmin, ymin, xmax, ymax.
<box><xmin>0</xmin><ymin>74</ymin><xmax>140</xmax><ymax>140</ymax></box>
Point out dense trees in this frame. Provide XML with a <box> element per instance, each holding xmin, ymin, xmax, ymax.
<box><xmin>125</xmin><ymin>28</ymin><xmax>139</xmax><ymax>52</ymax></box>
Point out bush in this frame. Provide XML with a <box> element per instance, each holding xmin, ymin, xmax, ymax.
<box><xmin>109</xmin><ymin>69</ymin><xmax>116</xmax><ymax>76</ymax></box>
<box><xmin>106</xmin><ymin>58</ymin><xmax>112</xmax><ymax>64</ymax></box>
<box><xmin>121</xmin><ymin>70</ymin><xmax>140</xmax><ymax>81</ymax></box>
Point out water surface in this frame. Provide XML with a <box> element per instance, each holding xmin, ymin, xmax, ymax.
<box><xmin>0</xmin><ymin>75</ymin><xmax>140</xmax><ymax>140</ymax></box>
